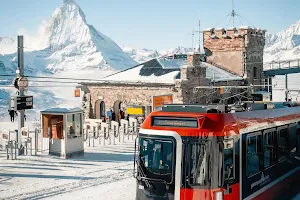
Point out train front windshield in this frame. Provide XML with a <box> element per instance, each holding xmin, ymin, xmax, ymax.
<box><xmin>139</xmin><ymin>137</ymin><xmax>174</xmax><ymax>181</ymax></box>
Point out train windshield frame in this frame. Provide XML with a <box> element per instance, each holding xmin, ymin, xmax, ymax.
<box><xmin>138</xmin><ymin>136</ymin><xmax>176</xmax><ymax>184</ymax></box>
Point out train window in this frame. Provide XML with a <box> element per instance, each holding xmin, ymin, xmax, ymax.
<box><xmin>277</xmin><ymin>128</ymin><xmax>288</xmax><ymax>162</ymax></box>
<box><xmin>247</xmin><ymin>133</ymin><xmax>262</xmax><ymax>177</ymax></box>
<box><xmin>264</xmin><ymin>131</ymin><xmax>276</xmax><ymax>168</ymax></box>
<box><xmin>297</xmin><ymin>128</ymin><xmax>300</xmax><ymax>156</ymax></box>
<box><xmin>188</xmin><ymin>142</ymin><xmax>210</xmax><ymax>186</ymax></box>
<box><xmin>139</xmin><ymin>138</ymin><xmax>174</xmax><ymax>178</ymax></box>
<box><xmin>289</xmin><ymin>125</ymin><xmax>297</xmax><ymax>157</ymax></box>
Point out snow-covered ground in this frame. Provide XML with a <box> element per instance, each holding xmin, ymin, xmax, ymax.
<box><xmin>0</xmin><ymin>137</ymin><xmax>136</xmax><ymax>200</ymax></box>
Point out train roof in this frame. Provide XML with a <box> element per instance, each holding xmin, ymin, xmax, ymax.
<box><xmin>141</xmin><ymin>102</ymin><xmax>300</xmax><ymax>136</ymax></box>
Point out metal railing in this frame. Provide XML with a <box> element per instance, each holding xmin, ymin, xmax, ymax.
<box><xmin>83</xmin><ymin>118</ymin><xmax>139</xmax><ymax>146</ymax></box>
<box><xmin>263</xmin><ymin>59</ymin><xmax>300</xmax><ymax>71</ymax></box>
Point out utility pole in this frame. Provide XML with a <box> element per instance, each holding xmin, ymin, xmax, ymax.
<box><xmin>17</xmin><ymin>35</ymin><xmax>25</xmax><ymax>153</ymax></box>
<box><xmin>190</xmin><ymin>29</ymin><xmax>195</xmax><ymax>52</ymax></box>
<box><xmin>231</xmin><ymin>0</ymin><xmax>236</xmax><ymax>27</ymax></box>
<box><xmin>285</xmin><ymin>74</ymin><xmax>288</xmax><ymax>101</ymax></box>
<box><xmin>194</xmin><ymin>20</ymin><xmax>201</xmax><ymax>52</ymax></box>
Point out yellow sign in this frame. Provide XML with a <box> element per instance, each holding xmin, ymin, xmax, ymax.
<box><xmin>127</xmin><ymin>107</ymin><xmax>143</xmax><ymax>116</ymax></box>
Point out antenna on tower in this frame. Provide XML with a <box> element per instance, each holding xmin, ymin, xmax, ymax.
<box><xmin>198</xmin><ymin>20</ymin><xmax>201</xmax><ymax>52</ymax></box>
<box><xmin>231</xmin><ymin>0</ymin><xmax>236</xmax><ymax>27</ymax></box>
<box><xmin>214</xmin><ymin>0</ymin><xmax>256</xmax><ymax>28</ymax></box>
<box><xmin>194</xmin><ymin>19</ymin><xmax>201</xmax><ymax>53</ymax></box>
<box><xmin>189</xmin><ymin>30</ymin><xmax>195</xmax><ymax>52</ymax></box>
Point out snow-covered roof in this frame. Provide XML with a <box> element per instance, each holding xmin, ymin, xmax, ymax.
<box><xmin>203</xmin><ymin>28</ymin><xmax>214</xmax><ymax>32</ymax></box>
<box><xmin>41</xmin><ymin>107</ymin><xmax>83</xmax><ymax>114</ymax></box>
<box><xmin>227</xmin><ymin>27</ymin><xmax>237</xmax><ymax>30</ymax></box>
<box><xmin>239</xmin><ymin>26</ymin><xmax>251</xmax><ymax>29</ymax></box>
<box><xmin>102</xmin><ymin>59</ymin><xmax>180</xmax><ymax>84</ymax></box>
<box><xmin>156</xmin><ymin>58</ymin><xmax>186</xmax><ymax>69</ymax></box>
<box><xmin>99</xmin><ymin>58</ymin><xmax>243</xmax><ymax>84</ymax></box>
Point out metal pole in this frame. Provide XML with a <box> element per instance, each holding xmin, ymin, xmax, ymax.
<box><xmin>17</xmin><ymin>36</ymin><xmax>25</xmax><ymax>154</ymax></box>
<box><xmin>198</xmin><ymin>20</ymin><xmax>201</xmax><ymax>52</ymax></box>
<box><xmin>267</xmin><ymin>77</ymin><xmax>270</xmax><ymax>93</ymax></box>
<box><xmin>192</xmin><ymin>30</ymin><xmax>194</xmax><ymax>52</ymax></box>
<box><xmin>285</xmin><ymin>74</ymin><xmax>288</xmax><ymax>101</ymax></box>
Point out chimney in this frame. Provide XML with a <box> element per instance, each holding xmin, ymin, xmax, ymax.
<box><xmin>187</xmin><ymin>52</ymin><xmax>201</xmax><ymax>67</ymax></box>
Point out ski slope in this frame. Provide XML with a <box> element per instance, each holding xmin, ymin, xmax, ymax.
<box><xmin>0</xmin><ymin>140</ymin><xmax>136</xmax><ymax>200</ymax></box>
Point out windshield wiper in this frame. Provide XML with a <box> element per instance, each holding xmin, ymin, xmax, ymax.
<box><xmin>140</xmin><ymin>177</ymin><xmax>170</xmax><ymax>190</ymax></box>
<box><xmin>136</xmin><ymin>161</ymin><xmax>152</xmax><ymax>188</ymax></box>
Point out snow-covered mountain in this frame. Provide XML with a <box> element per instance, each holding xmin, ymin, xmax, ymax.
<box><xmin>0</xmin><ymin>0</ymin><xmax>138</xmax><ymax>121</ymax></box>
<box><xmin>159</xmin><ymin>46</ymin><xmax>192</xmax><ymax>56</ymax></box>
<box><xmin>122</xmin><ymin>46</ymin><xmax>192</xmax><ymax>63</ymax></box>
<box><xmin>121</xmin><ymin>47</ymin><xmax>160</xmax><ymax>63</ymax></box>
<box><xmin>264</xmin><ymin>20</ymin><xmax>300</xmax><ymax>62</ymax></box>
<box><xmin>0</xmin><ymin>37</ymin><xmax>16</xmax><ymax>55</ymax></box>
<box><xmin>0</xmin><ymin>0</ymin><xmax>137</xmax><ymax>73</ymax></box>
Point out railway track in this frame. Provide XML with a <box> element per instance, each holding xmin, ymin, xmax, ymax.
<box><xmin>2</xmin><ymin>163</ymin><xmax>133</xmax><ymax>200</ymax></box>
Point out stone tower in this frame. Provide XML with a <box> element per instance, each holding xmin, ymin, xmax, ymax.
<box><xmin>203</xmin><ymin>26</ymin><xmax>266</xmax><ymax>85</ymax></box>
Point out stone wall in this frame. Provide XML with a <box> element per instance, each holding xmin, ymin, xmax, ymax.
<box><xmin>80</xmin><ymin>53</ymin><xmax>248</xmax><ymax>119</ymax></box>
<box><xmin>85</xmin><ymin>84</ymin><xmax>177</xmax><ymax>118</ymax></box>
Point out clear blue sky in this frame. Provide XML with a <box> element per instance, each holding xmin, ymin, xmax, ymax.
<box><xmin>0</xmin><ymin>0</ymin><xmax>299</xmax><ymax>50</ymax></box>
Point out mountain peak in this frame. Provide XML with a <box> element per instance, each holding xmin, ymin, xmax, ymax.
<box><xmin>63</xmin><ymin>0</ymin><xmax>76</xmax><ymax>5</ymax></box>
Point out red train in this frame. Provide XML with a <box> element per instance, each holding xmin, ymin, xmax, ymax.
<box><xmin>133</xmin><ymin>102</ymin><xmax>300</xmax><ymax>200</ymax></box>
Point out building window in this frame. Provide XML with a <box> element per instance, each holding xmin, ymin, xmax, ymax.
<box><xmin>289</xmin><ymin>124</ymin><xmax>297</xmax><ymax>157</ymax></box>
<box><xmin>253</xmin><ymin>67</ymin><xmax>257</xmax><ymax>79</ymax></box>
<box><xmin>100</xmin><ymin>101</ymin><xmax>105</xmax><ymax>118</ymax></box>
<box><xmin>264</xmin><ymin>130</ymin><xmax>276</xmax><ymax>168</ymax></box>
<box><xmin>277</xmin><ymin>128</ymin><xmax>288</xmax><ymax>161</ymax></box>
<box><xmin>247</xmin><ymin>133</ymin><xmax>262</xmax><ymax>177</ymax></box>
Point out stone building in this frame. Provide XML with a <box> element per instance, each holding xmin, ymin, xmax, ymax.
<box><xmin>203</xmin><ymin>26</ymin><xmax>266</xmax><ymax>85</ymax></box>
<box><xmin>80</xmin><ymin>53</ymin><xmax>245</xmax><ymax>120</ymax></box>
<box><xmin>79</xmin><ymin>26</ymin><xmax>266</xmax><ymax>120</ymax></box>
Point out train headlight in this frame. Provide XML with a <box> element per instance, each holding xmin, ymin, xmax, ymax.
<box><xmin>214</xmin><ymin>191</ymin><xmax>224</xmax><ymax>200</ymax></box>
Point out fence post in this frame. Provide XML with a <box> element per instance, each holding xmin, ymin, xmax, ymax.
<box><xmin>118</xmin><ymin>125</ymin><xmax>121</xmax><ymax>143</ymax></box>
<box><xmin>123</xmin><ymin>124</ymin><xmax>125</xmax><ymax>143</ymax></box>
<box><xmin>35</xmin><ymin>129</ymin><xmax>38</xmax><ymax>155</ymax></box>
<box><xmin>103</xmin><ymin>127</ymin><xmax>105</xmax><ymax>145</ymax></box>
<box><xmin>113</xmin><ymin>126</ymin><xmax>115</xmax><ymax>145</ymax></box>
<box><xmin>25</xmin><ymin>140</ymin><xmax>28</xmax><ymax>156</ymax></box>
<box><xmin>109</xmin><ymin>129</ymin><xmax>112</xmax><ymax>145</ymax></box>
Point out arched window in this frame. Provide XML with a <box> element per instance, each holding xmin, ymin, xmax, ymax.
<box><xmin>100</xmin><ymin>101</ymin><xmax>105</xmax><ymax>118</ymax></box>
<box><xmin>253</xmin><ymin>67</ymin><xmax>257</xmax><ymax>79</ymax></box>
